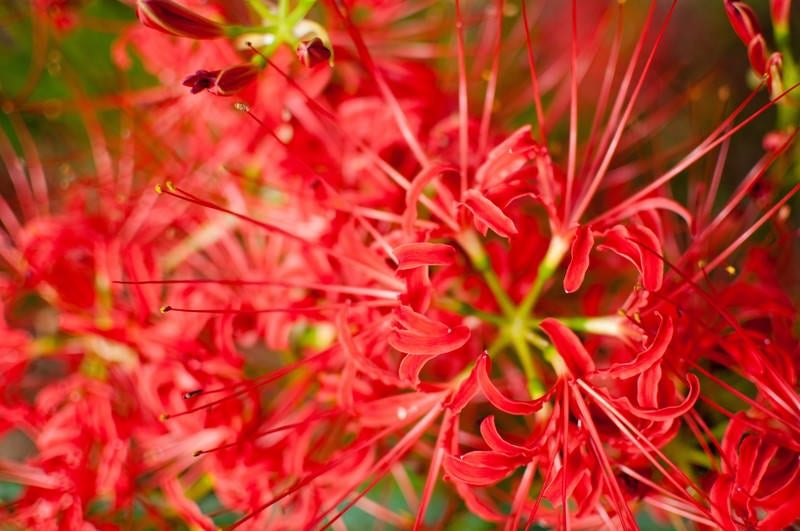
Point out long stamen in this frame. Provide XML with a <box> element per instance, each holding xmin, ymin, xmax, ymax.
<box><xmin>571</xmin><ymin>0</ymin><xmax>677</xmax><ymax>226</ymax></box>
<box><xmin>455</xmin><ymin>0</ymin><xmax>469</xmax><ymax>197</ymax></box>
<box><xmin>519</xmin><ymin>0</ymin><xmax>547</xmax><ymax>144</ymax></box>
<box><xmin>477</xmin><ymin>0</ymin><xmax>504</xmax><ymax>157</ymax></box>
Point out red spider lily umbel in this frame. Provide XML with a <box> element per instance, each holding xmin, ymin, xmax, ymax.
<box><xmin>1</xmin><ymin>0</ymin><xmax>799</xmax><ymax>529</ymax></box>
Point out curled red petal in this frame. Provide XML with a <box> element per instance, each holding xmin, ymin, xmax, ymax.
<box><xmin>628</xmin><ymin>224</ymin><xmax>663</xmax><ymax>291</ymax></box>
<box><xmin>477</xmin><ymin>354</ymin><xmax>552</xmax><ymax>415</ymax></box>
<box><xmin>480</xmin><ymin>416</ymin><xmax>529</xmax><ymax>455</ymax></box>
<box><xmin>462</xmin><ymin>189</ymin><xmax>518</xmax><ymax>238</ymax></box>
<box><xmin>394</xmin><ymin>305</ymin><xmax>449</xmax><ymax>335</ymax></box>
<box><xmin>444</xmin><ymin>362</ymin><xmax>480</xmax><ymax>413</ymax></box>
<box><xmin>539</xmin><ymin>318</ymin><xmax>595</xmax><ymax>377</ymax></box>
<box><xmin>403</xmin><ymin>164</ymin><xmax>456</xmax><ymax>234</ymax></box>
<box><xmin>608</xmin><ymin>374</ymin><xmax>701</xmax><ymax>421</ymax></box>
<box><xmin>395</xmin><ymin>242</ymin><xmax>456</xmax><ymax>271</ymax></box>
<box><xmin>636</xmin><ymin>363</ymin><xmax>661</xmax><ymax>409</ymax></box>
<box><xmin>597</xmin><ymin>225</ymin><xmax>663</xmax><ymax>292</ymax></box>
<box><xmin>564</xmin><ymin>225</ymin><xmax>594</xmax><ymax>293</ymax></box>
<box><xmin>605</xmin><ymin>313</ymin><xmax>673</xmax><ymax>379</ymax></box>
<box><xmin>398</xmin><ymin>353</ymin><xmax>436</xmax><ymax>386</ymax></box>
<box><xmin>389</xmin><ymin>325</ymin><xmax>470</xmax><ymax>356</ymax></box>
<box><xmin>443</xmin><ymin>451</ymin><xmax>520</xmax><ymax>486</ymax></box>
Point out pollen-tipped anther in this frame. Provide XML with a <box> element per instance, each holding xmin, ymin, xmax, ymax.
<box><xmin>183</xmin><ymin>389</ymin><xmax>203</xmax><ymax>399</ymax></box>
<box><xmin>160</xmin><ymin>305</ymin><xmax>172</xmax><ymax>313</ymax></box>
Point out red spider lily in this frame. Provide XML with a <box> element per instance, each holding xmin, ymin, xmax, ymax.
<box><xmin>2</xmin><ymin>0</ymin><xmax>800</xmax><ymax>529</ymax></box>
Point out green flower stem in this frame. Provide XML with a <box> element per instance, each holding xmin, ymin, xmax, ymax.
<box><xmin>244</xmin><ymin>0</ymin><xmax>277</xmax><ymax>22</ymax></box>
<box><xmin>287</xmin><ymin>0</ymin><xmax>319</xmax><ymax>29</ymax></box>
<box><xmin>517</xmin><ymin>234</ymin><xmax>569</xmax><ymax>318</ymax></box>
<box><xmin>457</xmin><ymin>229</ymin><xmax>516</xmax><ymax>318</ymax></box>
<box><xmin>436</xmin><ymin>298</ymin><xmax>506</xmax><ymax>326</ymax></box>
<box><xmin>508</xmin><ymin>318</ymin><xmax>545</xmax><ymax>397</ymax></box>
<box><xmin>774</xmin><ymin>20</ymin><xmax>799</xmax><ymax>130</ymax></box>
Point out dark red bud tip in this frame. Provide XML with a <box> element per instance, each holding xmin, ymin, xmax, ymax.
<box><xmin>724</xmin><ymin>1</ymin><xmax>762</xmax><ymax>46</ymax></box>
<box><xmin>182</xmin><ymin>69</ymin><xmax>221</xmax><ymax>94</ymax></box>
<box><xmin>296</xmin><ymin>38</ymin><xmax>331</xmax><ymax>68</ymax></box>
<box><xmin>137</xmin><ymin>0</ymin><xmax>225</xmax><ymax>40</ymax></box>
<box><xmin>214</xmin><ymin>63</ymin><xmax>260</xmax><ymax>96</ymax></box>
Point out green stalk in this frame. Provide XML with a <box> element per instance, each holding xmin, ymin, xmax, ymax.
<box><xmin>457</xmin><ymin>229</ymin><xmax>516</xmax><ymax>318</ymax></box>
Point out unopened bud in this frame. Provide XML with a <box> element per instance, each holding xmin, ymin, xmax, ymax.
<box><xmin>296</xmin><ymin>37</ymin><xmax>332</xmax><ymax>68</ymax></box>
<box><xmin>747</xmin><ymin>34</ymin><xmax>768</xmax><ymax>76</ymax></box>
<box><xmin>215</xmin><ymin>63</ymin><xmax>260</xmax><ymax>96</ymax></box>
<box><xmin>137</xmin><ymin>0</ymin><xmax>225</xmax><ymax>40</ymax></box>
<box><xmin>724</xmin><ymin>1</ymin><xmax>762</xmax><ymax>46</ymax></box>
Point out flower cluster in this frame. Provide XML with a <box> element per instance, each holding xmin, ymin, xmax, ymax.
<box><xmin>1</xmin><ymin>0</ymin><xmax>799</xmax><ymax>529</ymax></box>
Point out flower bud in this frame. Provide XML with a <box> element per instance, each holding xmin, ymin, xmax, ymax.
<box><xmin>137</xmin><ymin>0</ymin><xmax>225</xmax><ymax>39</ymax></box>
<box><xmin>182</xmin><ymin>64</ymin><xmax>259</xmax><ymax>96</ymax></box>
<box><xmin>296</xmin><ymin>37</ymin><xmax>332</xmax><ymax>68</ymax></box>
<box><xmin>215</xmin><ymin>63</ymin><xmax>260</xmax><ymax>96</ymax></box>
<box><xmin>724</xmin><ymin>1</ymin><xmax>762</xmax><ymax>46</ymax></box>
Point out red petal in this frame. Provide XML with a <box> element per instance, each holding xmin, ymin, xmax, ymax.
<box><xmin>480</xmin><ymin>416</ymin><xmax>529</xmax><ymax>455</ymax></box>
<box><xmin>443</xmin><ymin>451</ymin><xmax>520</xmax><ymax>486</ymax></box>
<box><xmin>605</xmin><ymin>314</ymin><xmax>673</xmax><ymax>379</ymax></box>
<box><xmin>539</xmin><ymin>318</ymin><xmax>596</xmax><ymax>377</ymax></box>
<box><xmin>398</xmin><ymin>353</ymin><xmax>436</xmax><ymax>386</ymax></box>
<box><xmin>394</xmin><ymin>305</ymin><xmax>449</xmax><ymax>335</ymax></box>
<box><xmin>462</xmin><ymin>189</ymin><xmax>518</xmax><ymax>238</ymax></box>
<box><xmin>597</xmin><ymin>225</ymin><xmax>663</xmax><ymax>291</ymax></box>
<box><xmin>356</xmin><ymin>392</ymin><xmax>441</xmax><ymax>427</ymax></box>
<box><xmin>628</xmin><ymin>224</ymin><xmax>663</xmax><ymax>291</ymax></box>
<box><xmin>399</xmin><ymin>267</ymin><xmax>432</xmax><ymax>312</ymax></box>
<box><xmin>608</xmin><ymin>374</ymin><xmax>701</xmax><ymax>421</ymax></box>
<box><xmin>747</xmin><ymin>34</ymin><xmax>768</xmax><ymax>75</ymax></box>
<box><xmin>564</xmin><ymin>225</ymin><xmax>594</xmax><ymax>293</ymax></box>
<box><xmin>395</xmin><ymin>242</ymin><xmax>456</xmax><ymax>270</ymax></box>
<box><xmin>477</xmin><ymin>354</ymin><xmax>552</xmax><ymax>415</ymax></box>
<box><xmin>445</xmin><ymin>362</ymin><xmax>480</xmax><ymax>413</ymax></box>
<box><xmin>389</xmin><ymin>325</ymin><xmax>470</xmax><ymax>356</ymax></box>
<box><xmin>635</xmin><ymin>363</ymin><xmax>662</xmax><ymax>409</ymax></box>
<box><xmin>403</xmin><ymin>164</ymin><xmax>456</xmax><ymax>234</ymax></box>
